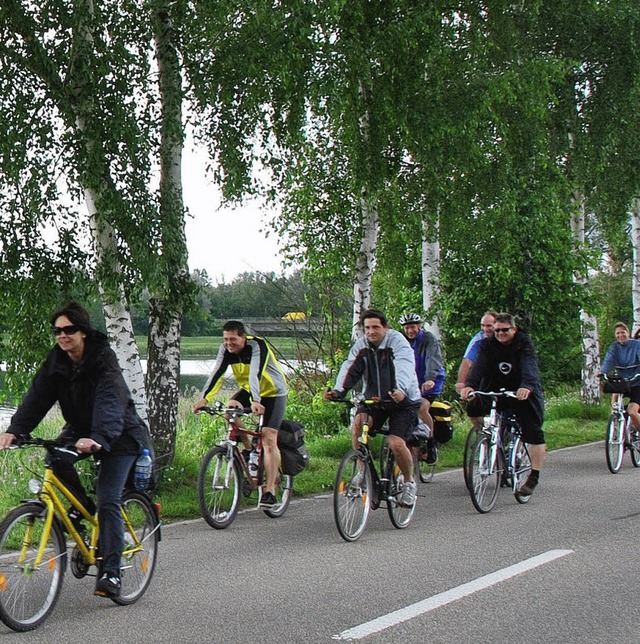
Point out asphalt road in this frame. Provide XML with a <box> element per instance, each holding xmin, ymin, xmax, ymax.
<box><xmin>4</xmin><ymin>440</ymin><xmax>640</xmax><ymax>643</ymax></box>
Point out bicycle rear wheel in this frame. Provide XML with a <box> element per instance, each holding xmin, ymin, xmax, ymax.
<box><xmin>0</xmin><ymin>504</ymin><xmax>66</xmax><ymax>632</ymax></box>
<box><xmin>630</xmin><ymin>425</ymin><xmax>640</xmax><ymax>467</ymax></box>
<box><xmin>333</xmin><ymin>450</ymin><xmax>371</xmax><ymax>542</ymax></box>
<box><xmin>416</xmin><ymin>442</ymin><xmax>436</xmax><ymax>483</ymax></box>
<box><xmin>511</xmin><ymin>437</ymin><xmax>532</xmax><ymax>504</ymax></box>
<box><xmin>606</xmin><ymin>413</ymin><xmax>625</xmax><ymax>473</ymax></box>
<box><xmin>463</xmin><ymin>426</ymin><xmax>479</xmax><ymax>491</ymax></box>
<box><xmin>469</xmin><ymin>434</ymin><xmax>500</xmax><ymax>513</ymax></box>
<box><xmin>386</xmin><ymin>451</ymin><xmax>417</xmax><ymax>529</ymax></box>
<box><xmin>113</xmin><ymin>491</ymin><xmax>160</xmax><ymax>605</ymax></box>
<box><xmin>197</xmin><ymin>446</ymin><xmax>241</xmax><ymax>529</ymax></box>
<box><xmin>263</xmin><ymin>471</ymin><xmax>293</xmax><ymax>518</ymax></box>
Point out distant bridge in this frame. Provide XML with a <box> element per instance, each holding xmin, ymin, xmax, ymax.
<box><xmin>216</xmin><ymin>317</ymin><xmax>323</xmax><ymax>337</ymax></box>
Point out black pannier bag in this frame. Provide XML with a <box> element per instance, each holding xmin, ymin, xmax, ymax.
<box><xmin>431</xmin><ymin>400</ymin><xmax>454</xmax><ymax>444</ymax></box>
<box><xmin>277</xmin><ymin>419</ymin><xmax>309</xmax><ymax>476</ymax></box>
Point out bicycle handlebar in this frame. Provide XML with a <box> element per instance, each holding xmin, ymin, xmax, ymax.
<box><xmin>196</xmin><ymin>404</ymin><xmax>253</xmax><ymax>416</ymax></box>
<box><xmin>600</xmin><ymin>373</ymin><xmax>640</xmax><ymax>384</ymax></box>
<box><xmin>7</xmin><ymin>436</ymin><xmax>90</xmax><ymax>455</ymax></box>
<box><xmin>326</xmin><ymin>395</ymin><xmax>394</xmax><ymax>407</ymax></box>
<box><xmin>467</xmin><ymin>390</ymin><xmax>518</xmax><ymax>399</ymax></box>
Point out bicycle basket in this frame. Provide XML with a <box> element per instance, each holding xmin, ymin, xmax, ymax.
<box><xmin>603</xmin><ymin>378</ymin><xmax>631</xmax><ymax>395</ymax></box>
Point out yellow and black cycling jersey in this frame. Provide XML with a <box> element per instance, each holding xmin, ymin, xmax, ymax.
<box><xmin>202</xmin><ymin>335</ymin><xmax>288</xmax><ymax>402</ymax></box>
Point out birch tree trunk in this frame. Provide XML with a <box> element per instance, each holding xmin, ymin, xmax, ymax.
<box><xmin>571</xmin><ymin>189</ymin><xmax>600</xmax><ymax>404</ymax></box>
<box><xmin>352</xmin><ymin>189</ymin><xmax>379</xmax><ymax>341</ymax></box>
<box><xmin>421</xmin><ymin>215</ymin><xmax>441</xmax><ymax>339</ymax></box>
<box><xmin>145</xmin><ymin>3</ymin><xmax>189</xmax><ymax>458</ymax></box>
<box><xmin>631</xmin><ymin>197</ymin><xmax>640</xmax><ymax>332</ymax></box>
<box><xmin>86</xmin><ymin>189</ymin><xmax>149</xmax><ymax>423</ymax></box>
<box><xmin>70</xmin><ymin>2</ymin><xmax>149</xmax><ymax>422</ymax></box>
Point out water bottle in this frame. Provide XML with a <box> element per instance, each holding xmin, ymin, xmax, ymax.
<box><xmin>134</xmin><ymin>448</ymin><xmax>153</xmax><ymax>490</ymax></box>
<box><xmin>248</xmin><ymin>449</ymin><xmax>259</xmax><ymax>478</ymax></box>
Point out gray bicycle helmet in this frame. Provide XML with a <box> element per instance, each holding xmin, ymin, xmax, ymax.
<box><xmin>399</xmin><ymin>312</ymin><xmax>422</xmax><ymax>325</ymax></box>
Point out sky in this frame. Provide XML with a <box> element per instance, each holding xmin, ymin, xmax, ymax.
<box><xmin>182</xmin><ymin>146</ymin><xmax>286</xmax><ymax>283</ymax></box>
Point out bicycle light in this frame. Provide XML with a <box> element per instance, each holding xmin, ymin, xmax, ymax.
<box><xmin>28</xmin><ymin>478</ymin><xmax>42</xmax><ymax>494</ymax></box>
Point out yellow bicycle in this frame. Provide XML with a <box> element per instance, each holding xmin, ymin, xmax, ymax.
<box><xmin>0</xmin><ymin>437</ymin><xmax>161</xmax><ymax>632</ymax></box>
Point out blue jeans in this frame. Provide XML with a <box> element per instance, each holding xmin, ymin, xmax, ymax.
<box><xmin>51</xmin><ymin>452</ymin><xmax>136</xmax><ymax>575</ymax></box>
<box><xmin>96</xmin><ymin>454</ymin><xmax>137</xmax><ymax>574</ymax></box>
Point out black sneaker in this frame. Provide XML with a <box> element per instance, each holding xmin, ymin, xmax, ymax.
<box><xmin>519</xmin><ymin>475</ymin><xmax>538</xmax><ymax>496</ymax></box>
<box><xmin>66</xmin><ymin>508</ymin><xmax>86</xmax><ymax>536</ymax></box>
<box><xmin>242</xmin><ymin>448</ymin><xmax>252</xmax><ymax>463</ymax></box>
<box><xmin>259</xmin><ymin>491</ymin><xmax>277</xmax><ymax>508</ymax></box>
<box><xmin>94</xmin><ymin>572</ymin><xmax>121</xmax><ymax>598</ymax></box>
<box><xmin>426</xmin><ymin>439</ymin><xmax>438</xmax><ymax>465</ymax></box>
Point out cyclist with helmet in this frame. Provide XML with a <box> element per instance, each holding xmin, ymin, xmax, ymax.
<box><xmin>399</xmin><ymin>312</ymin><xmax>445</xmax><ymax>464</ymax></box>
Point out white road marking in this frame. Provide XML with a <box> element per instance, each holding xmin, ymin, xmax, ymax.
<box><xmin>332</xmin><ymin>549</ymin><xmax>574</xmax><ymax>640</ymax></box>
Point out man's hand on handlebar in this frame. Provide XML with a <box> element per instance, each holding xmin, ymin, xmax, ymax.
<box><xmin>460</xmin><ymin>387</ymin><xmax>474</xmax><ymax>400</ymax></box>
<box><xmin>0</xmin><ymin>433</ymin><xmax>16</xmax><ymax>450</ymax></box>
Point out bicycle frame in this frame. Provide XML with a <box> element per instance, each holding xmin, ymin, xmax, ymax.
<box><xmin>206</xmin><ymin>405</ymin><xmax>265</xmax><ymax>490</ymax></box>
<box><xmin>467</xmin><ymin>390</ymin><xmax>531</xmax><ymax>513</ymax></box>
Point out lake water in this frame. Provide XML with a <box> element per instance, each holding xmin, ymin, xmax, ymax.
<box><xmin>0</xmin><ymin>359</ymin><xmax>327</xmax><ymax>421</ymax></box>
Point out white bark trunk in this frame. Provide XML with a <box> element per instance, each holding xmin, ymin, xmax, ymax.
<box><xmin>421</xmin><ymin>216</ymin><xmax>440</xmax><ymax>339</ymax></box>
<box><xmin>352</xmin><ymin>191</ymin><xmax>379</xmax><ymax>341</ymax></box>
<box><xmin>631</xmin><ymin>197</ymin><xmax>640</xmax><ymax>331</ymax></box>
<box><xmin>85</xmin><ymin>187</ymin><xmax>149</xmax><ymax>424</ymax></box>
<box><xmin>572</xmin><ymin>188</ymin><xmax>600</xmax><ymax>404</ymax></box>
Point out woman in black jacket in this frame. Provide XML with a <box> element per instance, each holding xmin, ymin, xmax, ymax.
<box><xmin>0</xmin><ymin>303</ymin><xmax>151</xmax><ymax>599</ymax></box>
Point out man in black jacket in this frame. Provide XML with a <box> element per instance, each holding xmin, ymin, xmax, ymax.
<box><xmin>0</xmin><ymin>303</ymin><xmax>151</xmax><ymax>599</ymax></box>
<box><xmin>460</xmin><ymin>313</ymin><xmax>545</xmax><ymax>495</ymax></box>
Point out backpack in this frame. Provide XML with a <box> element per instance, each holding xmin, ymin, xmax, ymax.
<box><xmin>277</xmin><ymin>419</ymin><xmax>310</xmax><ymax>476</ymax></box>
<box><xmin>431</xmin><ymin>400</ymin><xmax>454</xmax><ymax>443</ymax></box>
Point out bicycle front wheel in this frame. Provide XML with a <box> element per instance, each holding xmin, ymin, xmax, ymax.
<box><xmin>114</xmin><ymin>491</ymin><xmax>160</xmax><ymax>606</ymax></box>
<box><xmin>463</xmin><ymin>426</ymin><xmax>479</xmax><ymax>491</ymax></box>
<box><xmin>333</xmin><ymin>450</ymin><xmax>372</xmax><ymax>542</ymax></box>
<box><xmin>263</xmin><ymin>471</ymin><xmax>293</xmax><ymax>518</ymax></box>
<box><xmin>198</xmin><ymin>446</ymin><xmax>241</xmax><ymax>529</ymax></box>
<box><xmin>606</xmin><ymin>413</ymin><xmax>625</xmax><ymax>473</ymax></box>
<box><xmin>0</xmin><ymin>504</ymin><xmax>66</xmax><ymax>632</ymax></box>
<box><xmin>511</xmin><ymin>438</ymin><xmax>532</xmax><ymax>504</ymax></box>
<box><xmin>469</xmin><ymin>434</ymin><xmax>500</xmax><ymax>513</ymax></box>
<box><xmin>386</xmin><ymin>451</ymin><xmax>417</xmax><ymax>529</ymax></box>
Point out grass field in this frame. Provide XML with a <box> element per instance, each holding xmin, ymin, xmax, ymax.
<box><xmin>137</xmin><ymin>335</ymin><xmax>302</xmax><ymax>359</ymax></box>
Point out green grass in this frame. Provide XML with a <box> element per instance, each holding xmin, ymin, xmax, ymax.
<box><xmin>0</xmin><ymin>390</ymin><xmax>612</xmax><ymax>523</ymax></box>
<box><xmin>137</xmin><ymin>335</ymin><xmax>303</xmax><ymax>359</ymax></box>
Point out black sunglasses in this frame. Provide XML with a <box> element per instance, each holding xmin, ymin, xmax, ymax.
<box><xmin>52</xmin><ymin>325</ymin><xmax>80</xmax><ymax>336</ymax></box>
<box><xmin>494</xmin><ymin>327</ymin><xmax>513</xmax><ymax>334</ymax></box>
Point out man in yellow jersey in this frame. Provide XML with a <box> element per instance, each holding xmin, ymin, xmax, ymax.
<box><xmin>193</xmin><ymin>320</ymin><xmax>288</xmax><ymax>508</ymax></box>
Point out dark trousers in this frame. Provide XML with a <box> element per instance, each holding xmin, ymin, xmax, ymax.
<box><xmin>52</xmin><ymin>452</ymin><xmax>136</xmax><ymax>574</ymax></box>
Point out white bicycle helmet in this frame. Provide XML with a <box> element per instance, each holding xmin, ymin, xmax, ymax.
<box><xmin>399</xmin><ymin>312</ymin><xmax>422</xmax><ymax>325</ymax></box>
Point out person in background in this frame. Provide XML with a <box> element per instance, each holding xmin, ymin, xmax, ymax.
<box><xmin>0</xmin><ymin>302</ymin><xmax>151</xmax><ymax>599</ymax></box>
<box><xmin>599</xmin><ymin>322</ymin><xmax>640</xmax><ymax>431</ymax></box>
<box><xmin>399</xmin><ymin>312</ymin><xmax>445</xmax><ymax>464</ymax></box>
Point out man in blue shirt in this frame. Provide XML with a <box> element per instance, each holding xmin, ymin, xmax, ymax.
<box><xmin>399</xmin><ymin>313</ymin><xmax>445</xmax><ymax>463</ymax></box>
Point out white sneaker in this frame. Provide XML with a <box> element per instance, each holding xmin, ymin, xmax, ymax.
<box><xmin>401</xmin><ymin>480</ymin><xmax>417</xmax><ymax>506</ymax></box>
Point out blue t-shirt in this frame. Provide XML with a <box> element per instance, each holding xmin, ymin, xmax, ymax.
<box><xmin>463</xmin><ymin>331</ymin><xmax>484</xmax><ymax>362</ymax></box>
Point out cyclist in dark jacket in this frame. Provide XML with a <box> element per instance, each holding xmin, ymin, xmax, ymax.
<box><xmin>461</xmin><ymin>312</ymin><xmax>545</xmax><ymax>496</ymax></box>
<box><xmin>0</xmin><ymin>303</ymin><xmax>151</xmax><ymax>599</ymax></box>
